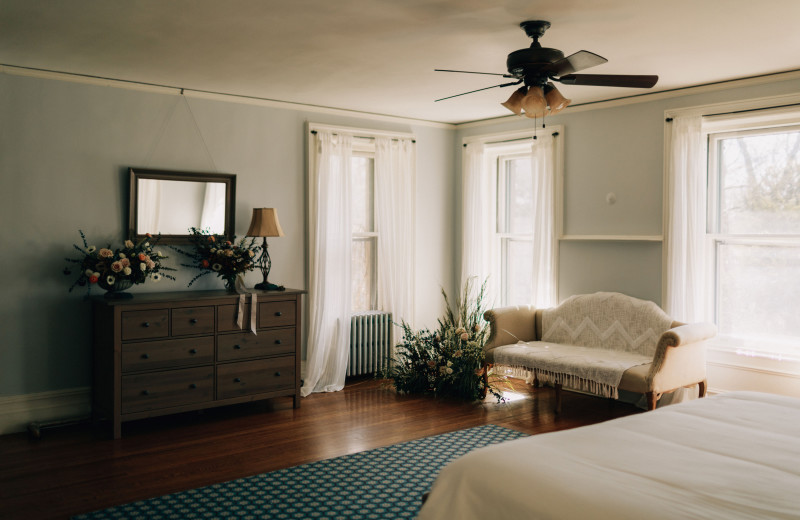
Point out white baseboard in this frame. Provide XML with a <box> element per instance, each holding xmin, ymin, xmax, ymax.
<box><xmin>0</xmin><ymin>387</ymin><xmax>91</xmax><ymax>435</ymax></box>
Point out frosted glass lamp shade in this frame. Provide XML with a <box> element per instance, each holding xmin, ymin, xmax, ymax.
<box><xmin>545</xmin><ymin>83</ymin><xmax>571</xmax><ymax>115</ymax></box>
<box><xmin>501</xmin><ymin>87</ymin><xmax>527</xmax><ymax>115</ymax></box>
<box><xmin>246</xmin><ymin>208</ymin><xmax>285</xmax><ymax>237</ymax></box>
<box><xmin>521</xmin><ymin>87</ymin><xmax>547</xmax><ymax>118</ymax></box>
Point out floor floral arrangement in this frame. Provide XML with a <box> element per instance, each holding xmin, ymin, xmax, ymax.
<box><xmin>175</xmin><ymin>227</ymin><xmax>259</xmax><ymax>290</ymax></box>
<box><xmin>386</xmin><ymin>279</ymin><xmax>506</xmax><ymax>402</ymax></box>
<box><xmin>64</xmin><ymin>230</ymin><xmax>175</xmax><ymax>295</ymax></box>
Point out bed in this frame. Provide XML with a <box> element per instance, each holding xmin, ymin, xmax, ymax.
<box><xmin>417</xmin><ymin>392</ymin><xmax>800</xmax><ymax>519</ymax></box>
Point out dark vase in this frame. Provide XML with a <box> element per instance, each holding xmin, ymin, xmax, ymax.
<box><xmin>97</xmin><ymin>277</ymin><xmax>134</xmax><ymax>299</ymax></box>
<box><xmin>223</xmin><ymin>277</ymin><xmax>237</xmax><ymax>292</ymax></box>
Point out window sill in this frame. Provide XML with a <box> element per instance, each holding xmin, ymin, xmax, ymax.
<box><xmin>707</xmin><ymin>346</ymin><xmax>800</xmax><ymax>377</ymax></box>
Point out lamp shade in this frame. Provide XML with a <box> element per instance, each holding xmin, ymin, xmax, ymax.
<box><xmin>501</xmin><ymin>86</ymin><xmax>527</xmax><ymax>115</ymax></box>
<box><xmin>545</xmin><ymin>83</ymin><xmax>571</xmax><ymax>115</ymax></box>
<box><xmin>246</xmin><ymin>208</ymin><xmax>285</xmax><ymax>237</ymax></box>
<box><xmin>521</xmin><ymin>86</ymin><xmax>547</xmax><ymax>118</ymax></box>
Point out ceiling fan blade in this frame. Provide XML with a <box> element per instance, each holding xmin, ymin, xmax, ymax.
<box><xmin>435</xmin><ymin>80</ymin><xmax>522</xmax><ymax>102</ymax></box>
<box><xmin>557</xmin><ymin>74</ymin><xmax>659</xmax><ymax>88</ymax></box>
<box><xmin>435</xmin><ymin>69</ymin><xmax>515</xmax><ymax>78</ymax></box>
<box><xmin>546</xmin><ymin>50</ymin><xmax>607</xmax><ymax>76</ymax></box>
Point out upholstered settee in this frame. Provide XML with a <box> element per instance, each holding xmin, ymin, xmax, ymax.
<box><xmin>483</xmin><ymin>292</ymin><xmax>716</xmax><ymax>411</ymax></box>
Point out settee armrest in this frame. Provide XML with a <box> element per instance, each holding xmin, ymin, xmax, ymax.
<box><xmin>648</xmin><ymin>322</ymin><xmax>717</xmax><ymax>394</ymax></box>
<box><xmin>483</xmin><ymin>306</ymin><xmax>537</xmax><ymax>358</ymax></box>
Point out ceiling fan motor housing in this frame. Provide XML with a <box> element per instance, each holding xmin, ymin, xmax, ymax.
<box><xmin>507</xmin><ymin>47</ymin><xmax>564</xmax><ymax>85</ymax></box>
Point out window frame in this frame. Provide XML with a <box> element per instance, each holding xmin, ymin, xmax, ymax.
<box><xmin>351</xmin><ymin>140</ymin><xmax>378</xmax><ymax>312</ymax></box>
<box><xmin>493</xmin><ymin>150</ymin><xmax>535</xmax><ymax>306</ymax></box>
<box><xmin>704</xmin><ymin>120</ymin><xmax>800</xmax><ymax>355</ymax></box>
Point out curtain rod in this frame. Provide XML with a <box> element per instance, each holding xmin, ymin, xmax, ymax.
<box><xmin>463</xmin><ymin>131</ymin><xmax>559</xmax><ymax>147</ymax></box>
<box><xmin>309</xmin><ymin>130</ymin><xmax>415</xmax><ymax>143</ymax></box>
<box><xmin>665</xmin><ymin>102</ymin><xmax>800</xmax><ymax>122</ymax></box>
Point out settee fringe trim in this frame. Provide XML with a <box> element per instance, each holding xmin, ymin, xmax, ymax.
<box><xmin>494</xmin><ymin>364</ymin><xmax>619</xmax><ymax>399</ymax></box>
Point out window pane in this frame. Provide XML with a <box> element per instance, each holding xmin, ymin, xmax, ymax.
<box><xmin>504</xmin><ymin>157</ymin><xmax>533</xmax><ymax>234</ymax></box>
<box><xmin>351</xmin><ymin>237</ymin><xmax>376</xmax><ymax>312</ymax></box>
<box><xmin>717</xmin><ymin>130</ymin><xmax>800</xmax><ymax>235</ymax></box>
<box><xmin>503</xmin><ymin>238</ymin><xmax>533</xmax><ymax>306</ymax></box>
<box><xmin>717</xmin><ymin>243</ymin><xmax>800</xmax><ymax>347</ymax></box>
<box><xmin>351</xmin><ymin>156</ymin><xmax>375</xmax><ymax>233</ymax></box>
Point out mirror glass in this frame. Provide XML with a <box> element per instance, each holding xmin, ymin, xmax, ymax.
<box><xmin>129</xmin><ymin>168</ymin><xmax>236</xmax><ymax>244</ymax></box>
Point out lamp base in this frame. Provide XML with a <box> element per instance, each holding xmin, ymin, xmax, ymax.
<box><xmin>255</xmin><ymin>281</ymin><xmax>285</xmax><ymax>291</ymax></box>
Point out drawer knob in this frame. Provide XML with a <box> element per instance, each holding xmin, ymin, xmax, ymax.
<box><xmin>190</xmin><ymin>318</ymin><xmax>198</xmax><ymax>324</ymax></box>
<box><xmin>189</xmin><ymin>348</ymin><xmax>198</xmax><ymax>354</ymax></box>
<box><xmin>274</xmin><ymin>371</ymin><xmax>281</xmax><ymax>377</ymax></box>
<box><xmin>234</xmin><ymin>377</ymin><xmax>242</xmax><ymax>383</ymax></box>
<box><xmin>143</xmin><ymin>322</ymin><xmax>150</xmax><ymax>328</ymax></box>
<box><xmin>142</xmin><ymin>390</ymin><xmax>150</xmax><ymax>396</ymax></box>
<box><xmin>189</xmin><ymin>383</ymin><xmax>197</xmax><ymax>389</ymax></box>
<box><xmin>275</xmin><ymin>339</ymin><xmax>282</xmax><ymax>345</ymax></box>
<box><xmin>141</xmin><ymin>353</ymin><xmax>150</xmax><ymax>359</ymax></box>
<box><xmin>275</xmin><ymin>311</ymin><xmax>283</xmax><ymax>317</ymax></box>
<box><xmin>233</xmin><ymin>344</ymin><xmax>242</xmax><ymax>350</ymax></box>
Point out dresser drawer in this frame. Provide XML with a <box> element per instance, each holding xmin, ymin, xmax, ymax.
<box><xmin>217</xmin><ymin>328</ymin><xmax>296</xmax><ymax>361</ymax></box>
<box><xmin>121</xmin><ymin>337</ymin><xmax>214</xmax><ymax>373</ymax></box>
<box><xmin>216</xmin><ymin>357</ymin><xmax>295</xmax><ymax>400</ymax></box>
<box><xmin>121</xmin><ymin>309</ymin><xmax>169</xmax><ymax>341</ymax></box>
<box><xmin>121</xmin><ymin>367</ymin><xmax>213</xmax><ymax>414</ymax></box>
<box><xmin>258</xmin><ymin>300</ymin><xmax>296</xmax><ymax>328</ymax></box>
<box><xmin>217</xmin><ymin>304</ymin><xmax>252</xmax><ymax>332</ymax></box>
<box><xmin>171</xmin><ymin>306</ymin><xmax>215</xmax><ymax>336</ymax></box>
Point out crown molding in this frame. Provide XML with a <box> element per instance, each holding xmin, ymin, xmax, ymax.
<box><xmin>0</xmin><ymin>64</ymin><xmax>455</xmax><ymax>130</ymax></box>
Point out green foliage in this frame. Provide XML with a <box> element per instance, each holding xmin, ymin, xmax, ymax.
<box><xmin>386</xmin><ymin>278</ymin><xmax>504</xmax><ymax>402</ymax></box>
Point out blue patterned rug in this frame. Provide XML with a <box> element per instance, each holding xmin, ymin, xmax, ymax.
<box><xmin>73</xmin><ymin>424</ymin><xmax>526</xmax><ymax>519</ymax></box>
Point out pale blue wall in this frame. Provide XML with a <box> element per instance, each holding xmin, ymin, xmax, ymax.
<box><xmin>454</xmin><ymin>76</ymin><xmax>800</xmax><ymax>305</ymax></box>
<box><xmin>0</xmin><ymin>72</ymin><xmax>455</xmax><ymax>395</ymax></box>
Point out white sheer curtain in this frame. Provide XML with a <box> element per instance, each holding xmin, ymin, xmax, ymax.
<box><xmin>136</xmin><ymin>178</ymin><xmax>161</xmax><ymax>233</ymax></box>
<box><xmin>531</xmin><ymin>133</ymin><xmax>558</xmax><ymax>308</ymax></box>
<box><xmin>460</xmin><ymin>142</ymin><xmax>499</xmax><ymax>303</ymax></box>
<box><xmin>199</xmin><ymin>182</ymin><xmax>226</xmax><ymax>233</ymax></box>
<box><xmin>302</xmin><ymin>130</ymin><xmax>353</xmax><ymax>396</ymax></box>
<box><xmin>664</xmin><ymin>115</ymin><xmax>706</xmax><ymax>323</ymax></box>
<box><xmin>375</xmin><ymin>137</ymin><xmax>416</xmax><ymax>331</ymax></box>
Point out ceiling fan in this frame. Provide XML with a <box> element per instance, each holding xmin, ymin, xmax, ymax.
<box><xmin>435</xmin><ymin>20</ymin><xmax>658</xmax><ymax>117</ymax></box>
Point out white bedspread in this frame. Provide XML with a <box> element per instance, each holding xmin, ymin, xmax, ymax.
<box><xmin>417</xmin><ymin>392</ymin><xmax>800</xmax><ymax>520</ymax></box>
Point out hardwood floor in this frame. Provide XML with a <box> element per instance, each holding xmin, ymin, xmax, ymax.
<box><xmin>0</xmin><ymin>378</ymin><xmax>641</xmax><ymax>519</ymax></box>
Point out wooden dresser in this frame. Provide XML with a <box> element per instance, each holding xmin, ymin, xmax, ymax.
<box><xmin>91</xmin><ymin>289</ymin><xmax>304</xmax><ymax>438</ymax></box>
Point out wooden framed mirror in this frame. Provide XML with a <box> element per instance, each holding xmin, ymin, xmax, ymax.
<box><xmin>128</xmin><ymin>167</ymin><xmax>236</xmax><ymax>244</ymax></box>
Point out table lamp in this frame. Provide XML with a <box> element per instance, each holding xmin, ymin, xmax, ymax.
<box><xmin>246</xmin><ymin>208</ymin><xmax>285</xmax><ymax>291</ymax></box>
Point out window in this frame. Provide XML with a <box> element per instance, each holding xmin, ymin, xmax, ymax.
<box><xmin>351</xmin><ymin>148</ymin><xmax>377</xmax><ymax>313</ymax></box>
<box><xmin>707</xmin><ymin>123</ymin><xmax>800</xmax><ymax>356</ymax></box>
<box><xmin>496</xmin><ymin>152</ymin><xmax>534</xmax><ymax>306</ymax></box>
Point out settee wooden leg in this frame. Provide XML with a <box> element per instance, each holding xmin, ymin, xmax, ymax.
<box><xmin>554</xmin><ymin>383</ymin><xmax>562</xmax><ymax>414</ymax></box>
<box><xmin>480</xmin><ymin>364</ymin><xmax>491</xmax><ymax>399</ymax></box>
<box><xmin>645</xmin><ymin>391</ymin><xmax>658</xmax><ymax>411</ymax></box>
<box><xmin>698</xmin><ymin>379</ymin><xmax>708</xmax><ymax>398</ymax></box>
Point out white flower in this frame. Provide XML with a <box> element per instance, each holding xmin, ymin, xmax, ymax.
<box><xmin>447</xmin><ymin>360</ymin><xmax>453</xmax><ymax>367</ymax></box>
<box><xmin>84</xmin><ymin>269</ymin><xmax>93</xmax><ymax>277</ymax></box>
<box><xmin>212</xmin><ymin>263</ymin><xmax>222</xmax><ymax>271</ymax></box>
<box><xmin>144</xmin><ymin>242</ymin><xmax>150</xmax><ymax>248</ymax></box>
<box><xmin>123</xmin><ymin>266</ymin><xmax>132</xmax><ymax>275</ymax></box>
<box><xmin>210</xmin><ymin>248</ymin><xmax>217</xmax><ymax>254</ymax></box>
<box><xmin>446</xmin><ymin>367</ymin><xmax>453</xmax><ymax>375</ymax></box>
<box><xmin>152</xmin><ymin>273</ymin><xmax>162</xmax><ymax>281</ymax></box>
<box><xmin>92</xmin><ymin>271</ymin><xmax>100</xmax><ymax>278</ymax></box>
<box><xmin>139</xmin><ymin>263</ymin><xmax>147</xmax><ymax>271</ymax></box>
<box><xmin>105</xmin><ymin>275</ymin><xmax>115</xmax><ymax>285</ymax></box>
<box><xmin>156</xmin><ymin>249</ymin><xmax>163</xmax><ymax>257</ymax></box>
<box><xmin>124</xmin><ymin>240</ymin><xmax>134</xmax><ymax>248</ymax></box>
<box><xmin>86</xmin><ymin>246</ymin><xmax>96</xmax><ymax>253</ymax></box>
<box><xmin>118</xmin><ymin>253</ymin><xmax>126</xmax><ymax>259</ymax></box>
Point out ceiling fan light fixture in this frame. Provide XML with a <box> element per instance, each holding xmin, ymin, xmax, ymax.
<box><xmin>501</xmin><ymin>86</ymin><xmax>527</xmax><ymax>115</ymax></box>
<box><xmin>521</xmin><ymin>86</ymin><xmax>547</xmax><ymax>118</ymax></box>
<box><xmin>544</xmin><ymin>83</ymin><xmax>571</xmax><ymax>115</ymax></box>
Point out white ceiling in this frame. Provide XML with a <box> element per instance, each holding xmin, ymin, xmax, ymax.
<box><xmin>2</xmin><ymin>0</ymin><xmax>800</xmax><ymax>124</ymax></box>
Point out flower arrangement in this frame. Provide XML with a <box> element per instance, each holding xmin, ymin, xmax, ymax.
<box><xmin>65</xmin><ymin>230</ymin><xmax>175</xmax><ymax>293</ymax></box>
<box><xmin>177</xmin><ymin>227</ymin><xmax>259</xmax><ymax>289</ymax></box>
<box><xmin>386</xmin><ymin>278</ymin><xmax>506</xmax><ymax>402</ymax></box>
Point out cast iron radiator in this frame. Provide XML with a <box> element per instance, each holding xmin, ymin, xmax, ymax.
<box><xmin>348</xmin><ymin>311</ymin><xmax>393</xmax><ymax>377</ymax></box>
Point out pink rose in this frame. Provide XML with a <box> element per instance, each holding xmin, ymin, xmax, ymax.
<box><xmin>99</xmin><ymin>248</ymin><xmax>113</xmax><ymax>258</ymax></box>
<box><xmin>111</xmin><ymin>261</ymin><xmax>123</xmax><ymax>273</ymax></box>
<box><xmin>120</xmin><ymin>258</ymin><xmax>130</xmax><ymax>267</ymax></box>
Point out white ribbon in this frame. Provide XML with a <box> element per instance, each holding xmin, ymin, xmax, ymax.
<box><xmin>233</xmin><ymin>274</ymin><xmax>258</xmax><ymax>335</ymax></box>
